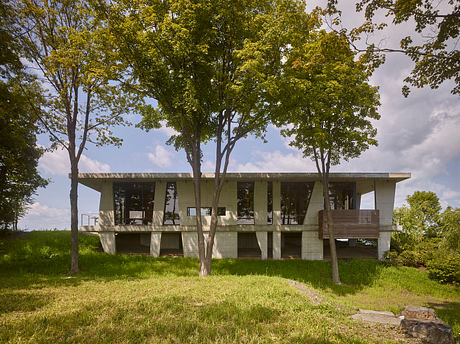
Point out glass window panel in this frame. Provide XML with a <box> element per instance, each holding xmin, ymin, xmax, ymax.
<box><xmin>280</xmin><ymin>182</ymin><xmax>314</xmax><ymax>225</ymax></box>
<box><xmin>187</xmin><ymin>207</ymin><xmax>226</xmax><ymax>216</ymax></box>
<box><xmin>163</xmin><ymin>182</ymin><xmax>180</xmax><ymax>225</ymax></box>
<box><xmin>113</xmin><ymin>182</ymin><xmax>155</xmax><ymax>225</ymax></box>
<box><xmin>328</xmin><ymin>182</ymin><xmax>356</xmax><ymax>210</ymax></box>
<box><xmin>237</xmin><ymin>182</ymin><xmax>254</xmax><ymax>224</ymax></box>
<box><xmin>267</xmin><ymin>181</ymin><xmax>273</xmax><ymax>224</ymax></box>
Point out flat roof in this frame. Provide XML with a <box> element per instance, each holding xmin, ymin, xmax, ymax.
<box><xmin>77</xmin><ymin>172</ymin><xmax>410</xmax><ymax>192</ymax></box>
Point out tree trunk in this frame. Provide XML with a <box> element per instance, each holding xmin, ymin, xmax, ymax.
<box><xmin>69</xmin><ymin>158</ymin><xmax>79</xmax><ymax>273</ymax></box>
<box><xmin>189</xmin><ymin>146</ymin><xmax>208</xmax><ymax>277</ymax></box>
<box><xmin>321</xmin><ymin>174</ymin><xmax>341</xmax><ymax>284</ymax></box>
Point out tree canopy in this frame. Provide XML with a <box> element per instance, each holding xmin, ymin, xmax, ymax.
<box><xmin>12</xmin><ymin>0</ymin><xmax>137</xmax><ymax>272</ymax></box>
<box><xmin>0</xmin><ymin>0</ymin><xmax>48</xmax><ymax>230</ymax></box>
<box><xmin>103</xmin><ymin>0</ymin><xmax>311</xmax><ymax>276</ymax></box>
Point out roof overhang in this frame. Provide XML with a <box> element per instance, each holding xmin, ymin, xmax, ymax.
<box><xmin>76</xmin><ymin>172</ymin><xmax>411</xmax><ymax>193</ymax></box>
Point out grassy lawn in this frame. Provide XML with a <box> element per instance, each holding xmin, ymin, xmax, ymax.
<box><xmin>0</xmin><ymin>231</ymin><xmax>459</xmax><ymax>343</ymax></box>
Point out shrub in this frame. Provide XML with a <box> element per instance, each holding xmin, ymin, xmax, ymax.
<box><xmin>426</xmin><ymin>252</ymin><xmax>460</xmax><ymax>285</ymax></box>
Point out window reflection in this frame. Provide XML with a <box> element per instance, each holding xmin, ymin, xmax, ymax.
<box><xmin>113</xmin><ymin>182</ymin><xmax>155</xmax><ymax>225</ymax></box>
<box><xmin>163</xmin><ymin>182</ymin><xmax>180</xmax><ymax>225</ymax></box>
<box><xmin>328</xmin><ymin>182</ymin><xmax>356</xmax><ymax>210</ymax></box>
<box><xmin>237</xmin><ymin>182</ymin><xmax>254</xmax><ymax>224</ymax></box>
<box><xmin>187</xmin><ymin>207</ymin><xmax>226</xmax><ymax>216</ymax></box>
<box><xmin>267</xmin><ymin>181</ymin><xmax>273</xmax><ymax>224</ymax></box>
<box><xmin>281</xmin><ymin>182</ymin><xmax>314</xmax><ymax>225</ymax></box>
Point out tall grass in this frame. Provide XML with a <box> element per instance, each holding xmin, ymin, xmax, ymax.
<box><xmin>0</xmin><ymin>231</ymin><xmax>459</xmax><ymax>343</ymax></box>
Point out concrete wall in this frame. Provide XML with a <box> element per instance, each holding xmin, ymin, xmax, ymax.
<box><xmin>98</xmin><ymin>182</ymin><xmax>114</xmax><ymax>226</ymax></box>
<box><xmin>92</xmin><ymin>177</ymin><xmax>400</xmax><ymax>261</ymax></box>
<box><xmin>375</xmin><ymin>180</ymin><xmax>396</xmax><ymax>259</ymax></box>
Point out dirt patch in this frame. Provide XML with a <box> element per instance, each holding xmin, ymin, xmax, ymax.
<box><xmin>287</xmin><ymin>280</ymin><xmax>324</xmax><ymax>305</ymax></box>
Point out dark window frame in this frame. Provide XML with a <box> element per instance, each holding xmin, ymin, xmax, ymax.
<box><xmin>280</xmin><ymin>182</ymin><xmax>315</xmax><ymax>225</ymax></box>
<box><xmin>163</xmin><ymin>182</ymin><xmax>180</xmax><ymax>225</ymax></box>
<box><xmin>113</xmin><ymin>182</ymin><xmax>155</xmax><ymax>225</ymax></box>
<box><xmin>237</xmin><ymin>181</ymin><xmax>255</xmax><ymax>225</ymax></box>
<box><xmin>187</xmin><ymin>207</ymin><xmax>226</xmax><ymax>216</ymax></box>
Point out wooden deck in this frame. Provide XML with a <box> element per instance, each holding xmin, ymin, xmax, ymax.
<box><xmin>318</xmin><ymin>210</ymin><xmax>379</xmax><ymax>239</ymax></box>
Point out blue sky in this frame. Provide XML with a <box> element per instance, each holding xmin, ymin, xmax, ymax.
<box><xmin>19</xmin><ymin>2</ymin><xmax>460</xmax><ymax>230</ymax></box>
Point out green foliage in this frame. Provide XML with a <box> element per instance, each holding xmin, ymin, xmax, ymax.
<box><xmin>0</xmin><ymin>0</ymin><xmax>48</xmax><ymax>230</ymax></box>
<box><xmin>426</xmin><ymin>251</ymin><xmax>460</xmax><ymax>285</ymax></box>
<box><xmin>272</xmin><ymin>29</ymin><xmax>380</xmax><ymax>167</ymax></box>
<box><xmin>354</xmin><ymin>0</ymin><xmax>460</xmax><ymax>95</ymax></box>
<box><xmin>440</xmin><ymin>206</ymin><xmax>460</xmax><ymax>252</ymax></box>
<box><xmin>393</xmin><ymin>191</ymin><xmax>442</xmax><ymax>249</ymax></box>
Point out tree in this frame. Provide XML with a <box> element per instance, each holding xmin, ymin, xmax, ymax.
<box><xmin>272</xmin><ymin>30</ymin><xmax>380</xmax><ymax>284</ymax></box>
<box><xmin>439</xmin><ymin>206</ymin><xmax>460</xmax><ymax>252</ymax></box>
<box><xmin>102</xmin><ymin>0</ymin><xmax>310</xmax><ymax>275</ymax></box>
<box><xmin>328</xmin><ymin>0</ymin><xmax>460</xmax><ymax>95</ymax></box>
<box><xmin>393</xmin><ymin>190</ymin><xmax>442</xmax><ymax>247</ymax></box>
<box><xmin>0</xmin><ymin>0</ymin><xmax>48</xmax><ymax>230</ymax></box>
<box><xmin>13</xmin><ymin>0</ymin><xmax>135</xmax><ymax>272</ymax></box>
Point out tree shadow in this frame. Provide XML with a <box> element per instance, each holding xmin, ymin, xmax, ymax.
<box><xmin>0</xmin><ymin>290</ymin><xmax>52</xmax><ymax>315</ymax></box>
<box><xmin>212</xmin><ymin>258</ymin><xmax>385</xmax><ymax>296</ymax></box>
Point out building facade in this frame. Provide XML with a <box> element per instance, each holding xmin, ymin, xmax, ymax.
<box><xmin>79</xmin><ymin>172</ymin><xmax>410</xmax><ymax>260</ymax></box>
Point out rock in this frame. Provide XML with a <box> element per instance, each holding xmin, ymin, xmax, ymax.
<box><xmin>351</xmin><ymin>309</ymin><xmax>402</xmax><ymax>326</ymax></box>
<box><xmin>401</xmin><ymin>305</ymin><xmax>436</xmax><ymax>321</ymax></box>
<box><xmin>400</xmin><ymin>318</ymin><xmax>455</xmax><ymax>344</ymax></box>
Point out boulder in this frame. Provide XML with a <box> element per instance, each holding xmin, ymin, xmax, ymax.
<box><xmin>400</xmin><ymin>318</ymin><xmax>455</xmax><ymax>344</ymax></box>
<box><xmin>401</xmin><ymin>306</ymin><xmax>436</xmax><ymax>321</ymax></box>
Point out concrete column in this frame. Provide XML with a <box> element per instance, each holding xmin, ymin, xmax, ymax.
<box><xmin>378</xmin><ymin>232</ymin><xmax>392</xmax><ymax>260</ymax></box>
<box><xmin>304</xmin><ymin>181</ymin><xmax>324</xmax><ymax>225</ymax></box>
<box><xmin>375</xmin><ymin>180</ymin><xmax>396</xmax><ymax>260</ymax></box>
<box><xmin>213</xmin><ymin>232</ymin><xmax>237</xmax><ymax>258</ymax></box>
<box><xmin>99</xmin><ymin>232</ymin><xmax>115</xmax><ymax>254</ymax></box>
<box><xmin>150</xmin><ymin>232</ymin><xmax>161</xmax><ymax>257</ymax></box>
<box><xmin>273</xmin><ymin>231</ymin><xmax>281</xmax><ymax>260</ymax></box>
<box><xmin>256</xmin><ymin>231</ymin><xmax>268</xmax><ymax>260</ymax></box>
<box><xmin>272</xmin><ymin>181</ymin><xmax>281</xmax><ymax>226</ymax></box>
<box><xmin>182</xmin><ymin>232</ymin><xmax>199</xmax><ymax>258</ymax></box>
<box><xmin>153</xmin><ymin>182</ymin><xmax>167</xmax><ymax>226</ymax></box>
<box><xmin>98</xmin><ymin>182</ymin><xmax>114</xmax><ymax>226</ymax></box>
<box><xmin>254</xmin><ymin>181</ymin><xmax>267</xmax><ymax>225</ymax></box>
<box><xmin>301</xmin><ymin>231</ymin><xmax>323</xmax><ymax>260</ymax></box>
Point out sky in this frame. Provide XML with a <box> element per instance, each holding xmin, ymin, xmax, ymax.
<box><xmin>19</xmin><ymin>1</ymin><xmax>460</xmax><ymax>230</ymax></box>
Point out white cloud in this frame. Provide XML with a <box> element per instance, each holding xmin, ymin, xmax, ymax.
<box><xmin>39</xmin><ymin>147</ymin><xmax>111</xmax><ymax>176</ymax></box>
<box><xmin>19</xmin><ymin>202</ymin><xmax>70</xmax><ymax>230</ymax></box>
<box><xmin>233</xmin><ymin>150</ymin><xmax>316</xmax><ymax>172</ymax></box>
<box><xmin>158</xmin><ymin>120</ymin><xmax>179</xmax><ymax>137</ymax></box>
<box><xmin>147</xmin><ymin>145</ymin><xmax>174</xmax><ymax>168</ymax></box>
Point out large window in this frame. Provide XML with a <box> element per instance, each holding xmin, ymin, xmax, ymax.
<box><xmin>187</xmin><ymin>207</ymin><xmax>226</xmax><ymax>216</ymax></box>
<box><xmin>267</xmin><ymin>181</ymin><xmax>273</xmax><ymax>224</ymax></box>
<box><xmin>163</xmin><ymin>182</ymin><xmax>180</xmax><ymax>225</ymax></box>
<box><xmin>237</xmin><ymin>182</ymin><xmax>254</xmax><ymax>224</ymax></box>
<box><xmin>328</xmin><ymin>182</ymin><xmax>356</xmax><ymax>210</ymax></box>
<box><xmin>281</xmin><ymin>182</ymin><xmax>314</xmax><ymax>225</ymax></box>
<box><xmin>113</xmin><ymin>182</ymin><xmax>155</xmax><ymax>225</ymax></box>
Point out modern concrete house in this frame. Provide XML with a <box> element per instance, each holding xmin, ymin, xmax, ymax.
<box><xmin>79</xmin><ymin>172</ymin><xmax>410</xmax><ymax>260</ymax></box>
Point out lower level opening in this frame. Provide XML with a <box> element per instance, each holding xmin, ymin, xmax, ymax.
<box><xmin>160</xmin><ymin>232</ymin><xmax>183</xmax><ymax>256</ymax></box>
<box><xmin>323</xmin><ymin>239</ymin><xmax>378</xmax><ymax>259</ymax></box>
<box><xmin>237</xmin><ymin>232</ymin><xmax>261</xmax><ymax>258</ymax></box>
<box><xmin>281</xmin><ymin>232</ymin><xmax>302</xmax><ymax>258</ymax></box>
<box><xmin>115</xmin><ymin>233</ymin><xmax>150</xmax><ymax>254</ymax></box>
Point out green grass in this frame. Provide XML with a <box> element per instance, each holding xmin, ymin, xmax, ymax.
<box><xmin>0</xmin><ymin>231</ymin><xmax>459</xmax><ymax>343</ymax></box>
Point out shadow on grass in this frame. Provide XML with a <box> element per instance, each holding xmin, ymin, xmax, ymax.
<box><xmin>427</xmin><ymin>301</ymin><xmax>460</xmax><ymax>337</ymax></box>
<box><xmin>0</xmin><ymin>290</ymin><xmax>52</xmax><ymax>315</ymax></box>
<box><xmin>0</xmin><ymin>231</ymin><xmax>387</xmax><ymax>296</ymax></box>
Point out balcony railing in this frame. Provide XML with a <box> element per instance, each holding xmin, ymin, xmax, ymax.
<box><xmin>318</xmin><ymin>210</ymin><xmax>379</xmax><ymax>239</ymax></box>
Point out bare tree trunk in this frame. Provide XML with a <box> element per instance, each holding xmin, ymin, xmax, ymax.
<box><xmin>189</xmin><ymin>145</ymin><xmax>208</xmax><ymax>277</ymax></box>
<box><xmin>321</xmin><ymin>174</ymin><xmax>340</xmax><ymax>284</ymax></box>
<box><xmin>69</xmin><ymin>158</ymin><xmax>79</xmax><ymax>273</ymax></box>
